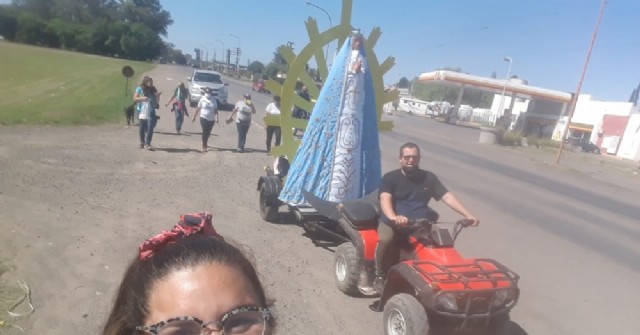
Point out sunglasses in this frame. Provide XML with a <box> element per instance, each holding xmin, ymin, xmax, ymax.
<box><xmin>136</xmin><ymin>306</ymin><xmax>271</xmax><ymax>335</ymax></box>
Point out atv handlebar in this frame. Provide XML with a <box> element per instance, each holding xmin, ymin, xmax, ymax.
<box><xmin>402</xmin><ymin>218</ymin><xmax>434</xmax><ymax>228</ymax></box>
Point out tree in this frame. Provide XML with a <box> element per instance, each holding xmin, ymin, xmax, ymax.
<box><xmin>120</xmin><ymin>23</ymin><xmax>162</xmax><ymax>60</ymax></box>
<box><xmin>5</xmin><ymin>0</ymin><xmax>171</xmax><ymax>61</ymax></box>
<box><xmin>264</xmin><ymin>45</ymin><xmax>290</xmax><ymax>80</ymax></box>
<box><xmin>0</xmin><ymin>7</ymin><xmax>19</xmax><ymax>40</ymax></box>
<box><xmin>398</xmin><ymin>77</ymin><xmax>410</xmax><ymax>88</ymax></box>
<box><xmin>119</xmin><ymin>0</ymin><xmax>172</xmax><ymax>36</ymax></box>
<box><xmin>14</xmin><ymin>12</ymin><xmax>46</xmax><ymax>44</ymax></box>
<box><xmin>248</xmin><ymin>60</ymin><xmax>265</xmax><ymax>75</ymax></box>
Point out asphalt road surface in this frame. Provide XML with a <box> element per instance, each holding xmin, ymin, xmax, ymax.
<box><xmin>0</xmin><ymin>64</ymin><xmax>637</xmax><ymax>335</ymax></box>
<box><xmin>227</xmin><ymin>68</ymin><xmax>640</xmax><ymax>335</ymax></box>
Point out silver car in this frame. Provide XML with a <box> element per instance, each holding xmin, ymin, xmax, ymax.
<box><xmin>187</xmin><ymin>70</ymin><xmax>229</xmax><ymax>108</ymax></box>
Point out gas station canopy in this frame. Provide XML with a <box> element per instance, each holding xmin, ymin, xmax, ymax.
<box><xmin>418</xmin><ymin>70</ymin><xmax>573</xmax><ymax>103</ymax></box>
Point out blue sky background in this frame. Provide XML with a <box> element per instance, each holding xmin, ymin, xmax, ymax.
<box><xmin>160</xmin><ymin>0</ymin><xmax>638</xmax><ymax>102</ymax></box>
<box><xmin>1</xmin><ymin>0</ymin><xmax>635</xmax><ymax>101</ymax></box>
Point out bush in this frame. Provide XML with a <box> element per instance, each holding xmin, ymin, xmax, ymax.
<box><xmin>528</xmin><ymin>137</ymin><xmax>560</xmax><ymax>148</ymax></box>
<box><xmin>497</xmin><ymin>130</ymin><xmax>523</xmax><ymax>146</ymax></box>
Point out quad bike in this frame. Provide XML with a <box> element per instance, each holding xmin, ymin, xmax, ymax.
<box><xmin>329</xmin><ymin>197</ymin><xmax>520</xmax><ymax>335</ymax></box>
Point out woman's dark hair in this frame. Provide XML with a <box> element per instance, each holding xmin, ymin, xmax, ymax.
<box><xmin>178</xmin><ymin>82</ymin><xmax>188</xmax><ymax>98</ymax></box>
<box><xmin>102</xmin><ymin>235</ymin><xmax>271</xmax><ymax>335</ymax></box>
<box><xmin>140</xmin><ymin>77</ymin><xmax>155</xmax><ymax>97</ymax></box>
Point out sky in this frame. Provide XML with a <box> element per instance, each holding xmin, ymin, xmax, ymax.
<box><xmin>2</xmin><ymin>0</ymin><xmax>635</xmax><ymax>102</ymax></box>
<box><xmin>158</xmin><ymin>0</ymin><xmax>640</xmax><ymax>102</ymax></box>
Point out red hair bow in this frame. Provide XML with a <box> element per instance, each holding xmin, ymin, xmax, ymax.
<box><xmin>138</xmin><ymin>212</ymin><xmax>221</xmax><ymax>261</ymax></box>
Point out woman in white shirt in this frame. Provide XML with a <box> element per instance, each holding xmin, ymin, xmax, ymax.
<box><xmin>264</xmin><ymin>95</ymin><xmax>282</xmax><ymax>152</ymax></box>
<box><xmin>192</xmin><ymin>88</ymin><xmax>219</xmax><ymax>152</ymax></box>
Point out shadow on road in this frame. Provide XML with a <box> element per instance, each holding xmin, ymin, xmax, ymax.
<box><xmin>155</xmin><ymin>131</ymin><xmax>190</xmax><ymax>136</ymax></box>
<box><xmin>153</xmin><ymin>147</ymin><xmax>201</xmax><ymax>153</ymax></box>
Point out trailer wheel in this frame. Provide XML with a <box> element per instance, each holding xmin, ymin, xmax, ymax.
<box><xmin>259</xmin><ymin>185</ymin><xmax>279</xmax><ymax>222</ymax></box>
<box><xmin>383</xmin><ymin>293</ymin><xmax>430</xmax><ymax>335</ymax></box>
<box><xmin>334</xmin><ymin>242</ymin><xmax>360</xmax><ymax>296</ymax></box>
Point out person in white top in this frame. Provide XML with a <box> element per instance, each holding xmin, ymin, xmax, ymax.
<box><xmin>227</xmin><ymin>93</ymin><xmax>256</xmax><ymax>153</ymax></box>
<box><xmin>192</xmin><ymin>87</ymin><xmax>218</xmax><ymax>152</ymax></box>
<box><xmin>264</xmin><ymin>95</ymin><xmax>282</xmax><ymax>152</ymax></box>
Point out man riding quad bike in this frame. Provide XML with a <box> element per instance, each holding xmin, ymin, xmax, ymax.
<box><xmin>330</xmin><ymin>143</ymin><xmax>519</xmax><ymax>334</ymax></box>
<box><xmin>373</xmin><ymin>142</ymin><xmax>479</xmax><ymax>294</ymax></box>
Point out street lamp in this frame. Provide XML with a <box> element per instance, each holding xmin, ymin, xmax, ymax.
<box><xmin>305</xmin><ymin>1</ymin><xmax>332</xmax><ymax>64</ymax></box>
<box><xmin>207</xmin><ymin>42</ymin><xmax>216</xmax><ymax>70</ymax></box>
<box><xmin>229</xmin><ymin>33</ymin><xmax>241</xmax><ymax>77</ymax></box>
<box><xmin>214</xmin><ymin>38</ymin><xmax>225</xmax><ymax>72</ymax></box>
<box><xmin>495</xmin><ymin>56</ymin><xmax>513</xmax><ymax>127</ymax></box>
<box><xmin>199</xmin><ymin>45</ymin><xmax>209</xmax><ymax>69</ymax></box>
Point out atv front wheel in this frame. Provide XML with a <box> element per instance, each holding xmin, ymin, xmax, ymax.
<box><xmin>483</xmin><ymin>313</ymin><xmax>512</xmax><ymax>335</ymax></box>
<box><xmin>259</xmin><ymin>185</ymin><xmax>279</xmax><ymax>222</ymax></box>
<box><xmin>383</xmin><ymin>293</ymin><xmax>430</xmax><ymax>335</ymax></box>
<box><xmin>334</xmin><ymin>242</ymin><xmax>360</xmax><ymax>296</ymax></box>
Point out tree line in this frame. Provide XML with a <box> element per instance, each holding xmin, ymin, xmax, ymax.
<box><xmin>0</xmin><ymin>0</ymin><xmax>180</xmax><ymax>62</ymax></box>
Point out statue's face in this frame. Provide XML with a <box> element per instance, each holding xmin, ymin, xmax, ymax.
<box><xmin>352</xmin><ymin>37</ymin><xmax>362</xmax><ymax>50</ymax></box>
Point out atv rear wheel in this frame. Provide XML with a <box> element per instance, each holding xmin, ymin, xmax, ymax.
<box><xmin>383</xmin><ymin>293</ymin><xmax>430</xmax><ymax>335</ymax></box>
<box><xmin>334</xmin><ymin>242</ymin><xmax>360</xmax><ymax>296</ymax></box>
<box><xmin>259</xmin><ymin>185</ymin><xmax>279</xmax><ymax>222</ymax></box>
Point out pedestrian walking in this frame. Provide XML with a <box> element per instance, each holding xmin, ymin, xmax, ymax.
<box><xmin>192</xmin><ymin>88</ymin><xmax>218</xmax><ymax>153</ymax></box>
<box><xmin>227</xmin><ymin>93</ymin><xmax>256</xmax><ymax>153</ymax></box>
<box><xmin>165</xmin><ymin>82</ymin><xmax>190</xmax><ymax>134</ymax></box>
<box><xmin>133</xmin><ymin>76</ymin><xmax>161</xmax><ymax>150</ymax></box>
<box><xmin>265</xmin><ymin>95</ymin><xmax>282</xmax><ymax>153</ymax></box>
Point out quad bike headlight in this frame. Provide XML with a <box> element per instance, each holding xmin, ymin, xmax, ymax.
<box><xmin>435</xmin><ymin>292</ymin><xmax>458</xmax><ymax>312</ymax></box>
<box><xmin>492</xmin><ymin>289</ymin><xmax>515</xmax><ymax>308</ymax></box>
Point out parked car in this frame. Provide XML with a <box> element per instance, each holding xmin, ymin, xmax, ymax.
<box><xmin>187</xmin><ymin>70</ymin><xmax>229</xmax><ymax>108</ymax></box>
<box><xmin>566</xmin><ymin>137</ymin><xmax>601</xmax><ymax>154</ymax></box>
<box><xmin>252</xmin><ymin>79</ymin><xmax>270</xmax><ymax>94</ymax></box>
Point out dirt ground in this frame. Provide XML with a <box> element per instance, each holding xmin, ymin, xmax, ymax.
<box><xmin>0</xmin><ymin>111</ymin><xmax>386</xmax><ymax>334</ymax></box>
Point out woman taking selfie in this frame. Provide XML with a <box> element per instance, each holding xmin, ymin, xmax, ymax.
<box><xmin>102</xmin><ymin>213</ymin><xmax>274</xmax><ymax>335</ymax></box>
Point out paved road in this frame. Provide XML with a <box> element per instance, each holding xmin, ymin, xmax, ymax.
<box><xmin>220</xmin><ymin>69</ymin><xmax>640</xmax><ymax>335</ymax></box>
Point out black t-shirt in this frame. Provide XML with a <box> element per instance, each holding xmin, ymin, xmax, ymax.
<box><xmin>379</xmin><ymin>169</ymin><xmax>448</xmax><ymax>224</ymax></box>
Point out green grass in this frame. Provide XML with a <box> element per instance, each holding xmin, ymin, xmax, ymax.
<box><xmin>0</xmin><ymin>42</ymin><xmax>154</xmax><ymax>125</ymax></box>
<box><xmin>0</xmin><ymin>260</ymin><xmax>22</xmax><ymax>328</ymax></box>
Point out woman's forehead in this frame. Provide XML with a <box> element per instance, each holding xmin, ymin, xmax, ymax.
<box><xmin>146</xmin><ymin>263</ymin><xmax>259</xmax><ymax>324</ymax></box>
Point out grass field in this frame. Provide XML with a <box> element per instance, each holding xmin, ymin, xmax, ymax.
<box><xmin>0</xmin><ymin>42</ymin><xmax>154</xmax><ymax>125</ymax></box>
<box><xmin>0</xmin><ymin>259</ymin><xmax>23</xmax><ymax>332</ymax></box>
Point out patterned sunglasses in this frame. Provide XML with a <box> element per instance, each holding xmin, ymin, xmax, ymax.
<box><xmin>136</xmin><ymin>306</ymin><xmax>272</xmax><ymax>335</ymax></box>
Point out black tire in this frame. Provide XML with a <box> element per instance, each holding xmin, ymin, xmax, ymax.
<box><xmin>483</xmin><ymin>313</ymin><xmax>512</xmax><ymax>335</ymax></box>
<box><xmin>334</xmin><ymin>242</ymin><xmax>360</xmax><ymax>296</ymax></box>
<box><xmin>259</xmin><ymin>185</ymin><xmax>279</xmax><ymax>222</ymax></box>
<box><xmin>383</xmin><ymin>293</ymin><xmax>430</xmax><ymax>335</ymax></box>
<box><xmin>594</xmin><ymin>148</ymin><xmax>601</xmax><ymax>154</ymax></box>
<box><xmin>189</xmin><ymin>100</ymin><xmax>197</xmax><ymax>108</ymax></box>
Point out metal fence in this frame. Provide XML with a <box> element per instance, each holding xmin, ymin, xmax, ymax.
<box><xmin>470</xmin><ymin>109</ymin><xmax>497</xmax><ymax>125</ymax></box>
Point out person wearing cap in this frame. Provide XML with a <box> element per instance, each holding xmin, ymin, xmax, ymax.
<box><xmin>192</xmin><ymin>87</ymin><xmax>218</xmax><ymax>152</ymax></box>
<box><xmin>227</xmin><ymin>93</ymin><xmax>256</xmax><ymax>153</ymax></box>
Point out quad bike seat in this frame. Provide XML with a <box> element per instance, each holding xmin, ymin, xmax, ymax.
<box><xmin>338</xmin><ymin>199</ymin><xmax>380</xmax><ymax>229</ymax></box>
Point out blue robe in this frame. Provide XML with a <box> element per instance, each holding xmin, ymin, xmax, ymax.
<box><xmin>279</xmin><ymin>35</ymin><xmax>381</xmax><ymax>205</ymax></box>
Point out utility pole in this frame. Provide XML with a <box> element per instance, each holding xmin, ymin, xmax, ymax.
<box><xmin>555</xmin><ymin>0</ymin><xmax>607</xmax><ymax>164</ymax></box>
<box><xmin>235</xmin><ymin>47</ymin><xmax>241</xmax><ymax>78</ymax></box>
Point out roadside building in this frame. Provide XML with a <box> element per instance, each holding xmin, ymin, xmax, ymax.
<box><xmin>417</xmin><ymin>70</ymin><xmax>640</xmax><ymax>161</ymax></box>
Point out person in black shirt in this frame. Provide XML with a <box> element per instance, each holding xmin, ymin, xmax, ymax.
<box><xmin>373</xmin><ymin>142</ymin><xmax>479</xmax><ymax>293</ymax></box>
